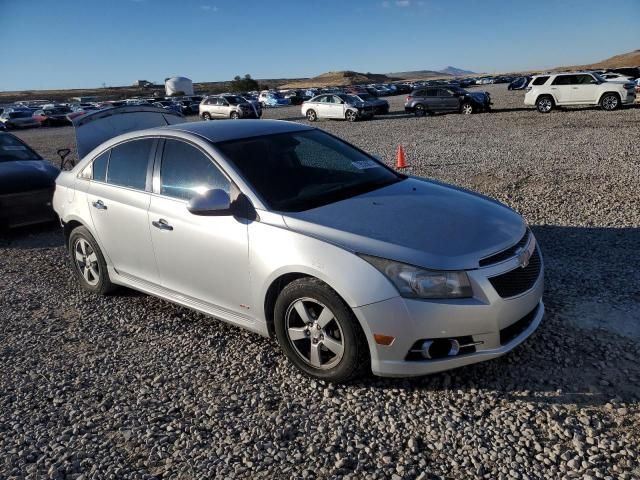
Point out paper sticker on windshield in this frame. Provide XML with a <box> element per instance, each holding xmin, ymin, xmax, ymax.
<box><xmin>2</xmin><ymin>146</ymin><xmax>28</xmax><ymax>151</ymax></box>
<box><xmin>352</xmin><ymin>159</ymin><xmax>380</xmax><ymax>170</ymax></box>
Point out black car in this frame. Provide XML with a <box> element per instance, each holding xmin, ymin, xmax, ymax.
<box><xmin>0</xmin><ymin>132</ymin><xmax>60</xmax><ymax>228</ymax></box>
<box><xmin>404</xmin><ymin>86</ymin><xmax>491</xmax><ymax>116</ymax></box>
<box><xmin>508</xmin><ymin>76</ymin><xmax>531</xmax><ymax>90</ymax></box>
<box><xmin>351</xmin><ymin>93</ymin><xmax>390</xmax><ymax>114</ymax></box>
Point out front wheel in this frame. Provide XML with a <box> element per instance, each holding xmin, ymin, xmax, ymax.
<box><xmin>306</xmin><ymin>109</ymin><xmax>317</xmax><ymax>122</ymax></box>
<box><xmin>600</xmin><ymin>93</ymin><xmax>620</xmax><ymax>111</ymax></box>
<box><xmin>345</xmin><ymin>110</ymin><xmax>358</xmax><ymax>122</ymax></box>
<box><xmin>274</xmin><ymin>278</ymin><xmax>369</xmax><ymax>383</ymax></box>
<box><xmin>461</xmin><ymin>102</ymin><xmax>474</xmax><ymax>115</ymax></box>
<box><xmin>68</xmin><ymin>226</ymin><xmax>115</xmax><ymax>295</ymax></box>
<box><xmin>230</xmin><ymin>111</ymin><xmax>239</xmax><ymax>119</ymax></box>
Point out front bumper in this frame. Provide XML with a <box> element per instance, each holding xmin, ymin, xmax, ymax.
<box><xmin>353</xmin><ymin>239</ymin><xmax>544</xmax><ymax>377</ymax></box>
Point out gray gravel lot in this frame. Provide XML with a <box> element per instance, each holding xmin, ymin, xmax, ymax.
<box><xmin>2</xmin><ymin>84</ymin><xmax>639</xmax><ymax>479</ymax></box>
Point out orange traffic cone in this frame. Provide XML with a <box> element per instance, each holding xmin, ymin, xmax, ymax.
<box><xmin>396</xmin><ymin>145</ymin><xmax>407</xmax><ymax>169</ymax></box>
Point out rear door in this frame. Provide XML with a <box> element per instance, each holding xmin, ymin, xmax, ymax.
<box><xmin>425</xmin><ymin>88</ymin><xmax>440</xmax><ymax>110</ymax></box>
<box><xmin>86</xmin><ymin>138</ymin><xmax>160</xmax><ymax>284</ymax></box>
<box><xmin>550</xmin><ymin>75</ymin><xmax>575</xmax><ymax>104</ymax></box>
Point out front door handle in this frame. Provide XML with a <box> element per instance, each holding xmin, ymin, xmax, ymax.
<box><xmin>92</xmin><ymin>200</ymin><xmax>107</xmax><ymax>210</ymax></box>
<box><xmin>152</xmin><ymin>218</ymin><xmax>173</xmax><ymax>231</ymax></box>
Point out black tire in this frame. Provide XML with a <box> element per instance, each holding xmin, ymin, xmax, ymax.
<box><xmin>461</xmin><ymin>102</ymin><xmax>474</xmax><ymax>115</ymax></box>
<box><xmin>414</xmin><ymin>104</ymin><xmax>426</xmax><ymax>117</ymax></box>
<box><xmin>202</xmin><ymin>112</ymin><xmax>212</xmax><ymax>120</ymax></box>
<box><xmin>536</xmin><ymin>95</ymin><xmax>554</xmax><ymax>113</ymax></box>
<box><xmin>230</xmin><ymin>111</ymin><xmax>239</xmax><ymax>119</ymax></box>
<box><xmin>306</xmin><ymin>109</ymin><xmax>317</xmax><ymax>122</ymax></box>
<box><xmin>274</xmin><ymin>277</ymin><xmax>369</xmax><ymax>383</ymax></box>
<box><xmin>345</xmin><ymin>110</ymin><xmax>358</xmax><ymax>122</ymax></box>
<box><xmin>68</xmin><ymin>226</ymin><xmax>115</xmax><ymax>295</ymax></box>
<box><xmin>600</xmin><ymin>93</ymin><xmax>620</xmax><ymax>111</ymax></box>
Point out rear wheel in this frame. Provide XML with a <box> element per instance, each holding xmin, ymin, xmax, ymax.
<box><xmin>414</xmin><ymin>104</ymin><xmax>426</xmax><ymax>117</ymax></box>
<box><xmin>461</xmin><ymin>102</ymin><xmax>474</xmax><ymax>115</ymax></box>
<box><xmin>600</xmin><ymin>93</ymin><xmax>620</xmax><ymax>111</ymax></box>
<box><xmin>345</xmin><ymin>110</ymin><xmax>358</xmax><ymax>122</ymax></box>
<box><xmin>274</xmin><ymin>278</ymin><xmax>369</xmax><ymax>383</ymax></box>
<box><xmin>202</xmin><ymin>112</ymin><xmax>212</xmax><ymax>120</ymax></box>
<box><xmin>68</xmin><ymin>226</ymin><xmax>115</xmax><ymax>295</ymax></box>
<box><xmin>536</xmin><ymin>95</ymin><xmax>554</xmax><ymax>113</ymax></box>
<box><xmin>306</xmin><ymin>109</ymin><xmax>317</xmax><ymax>122</ymax></box>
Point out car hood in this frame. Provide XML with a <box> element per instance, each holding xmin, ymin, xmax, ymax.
<box><xmin>282</xmin><ymin>177</ymin><xmax>525</xmax><ymax>270</ymax></box>
<box><xmin>467</xmin><ymin>91</ymin><xmax>489</xmax><ymax>102</ymax></box>
<box><xmin>0</xmin><ymin>160</ymin><xmax>60</xmax><ymax>194</ymax></box>
<box><xmin>73</xmin><ymin>105</ymin><xmax>185</xmax><ymax>159</ymax></box>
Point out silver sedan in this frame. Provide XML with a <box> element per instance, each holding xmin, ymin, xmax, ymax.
<box><xmin>54</xmin><ymin>106</ymin><xmax>543</xmax><ymax>382</ymax></box>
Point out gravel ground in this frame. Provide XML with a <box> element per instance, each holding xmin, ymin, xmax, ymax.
<box><xmin>2</xmin><ymin>85</ymin><xmax>640</xmax><ymax>479</ymax></box>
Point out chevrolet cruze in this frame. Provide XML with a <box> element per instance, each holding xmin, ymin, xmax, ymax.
<box><xmin>54</xmin><ymin>106</ymin><xmax>544</xmax><ymax>382</ymax></box>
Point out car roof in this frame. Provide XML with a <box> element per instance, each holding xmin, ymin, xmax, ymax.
<box><xmin>161</xmin><ymin>119</ymin><xmax>314</xmax><ymax>143</ymax></box>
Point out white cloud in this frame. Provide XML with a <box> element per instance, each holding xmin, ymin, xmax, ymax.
<box><xmin>201</xmin><ymin>5</ymin><xmax>218</xmax><ymax>11</ymax></box>
<box><xmin>395</xmin><ymin>0</ymin><xmax>410</xmax><ymax>6</ymax></box>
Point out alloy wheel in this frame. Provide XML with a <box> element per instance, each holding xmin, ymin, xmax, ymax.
<box><xmin>602</xmin><ymin>95</ymin><xmax>618</xmax><ymax>110</ymax></box>
<box><xmin>285</xmin><ymin>298</ymin><xmax>345</xmax><ymax>370</ymax></box>
<box><xmin>74</xmin><ymin>238</ymin><xmax>100</xmax><ymax>286</ymax></box>
<box><xmin>306</xmin><ymin>110</ymin><xmax>316</xmax><ymax>121</ymax></box>
<box><xmin>461</xmin><ymin>103</ymin><xmax>473</xmax><ymax>115</ymax></box>
<box><xmin>538</xmin><ymin>98</ymin><xmax>552</xmax><ymax>112</ymax></box>
<box><xmin>346</xmin><ymin>111</ymin><xmax>357</xmax><ymax>122</ymax></box>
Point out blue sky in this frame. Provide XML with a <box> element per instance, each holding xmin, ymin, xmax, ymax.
<box><xmin>1</xmin><ymin>0</ymin><xmax>638</xmax><ymax>90</ymax></box>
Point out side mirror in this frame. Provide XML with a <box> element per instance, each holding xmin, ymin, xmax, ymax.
<box><xmin>187</xmin><ymin>188</ymin><xmax>233</xmax><ymax>216</ymax></box>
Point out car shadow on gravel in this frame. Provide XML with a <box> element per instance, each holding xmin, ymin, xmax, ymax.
<box><xmin>0</xmin><ymin>222</ymin><xmax>63</xmax><ymax>249</ymax></box>
<box><xmin>355</xmin><ymin>225</ymin><xmax>640</xmax><ymax>406</ymax></box>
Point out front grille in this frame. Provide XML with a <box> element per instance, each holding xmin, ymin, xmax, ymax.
<box><xmin>479</xmin><ymin>229</ymin><xmax>530</xmax><ymax>267</ymax></box>
<box><xmin>500</xmin><ymin>305</ymin><xmax>539</xmax><ymax>345</ymax></box>
<box><xmin>488</xmin><ymin>247</ymin><xmax>541</xmax><ymax>298</ymax></box>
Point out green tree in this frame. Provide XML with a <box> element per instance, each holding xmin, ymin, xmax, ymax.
<box><xmin>230</xmin><ymin>74</ymin><xmax>260</xmax><ymax>92</ymax></box>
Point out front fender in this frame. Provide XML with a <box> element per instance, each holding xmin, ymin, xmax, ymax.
<box><xmin>248</xmin><ymin>220</ymin><xmax>399</xmax><ymax>322</ymax></box>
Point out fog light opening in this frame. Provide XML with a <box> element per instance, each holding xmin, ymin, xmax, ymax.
<box><xmin>420</xmin><ymin>339</ymin><xmax>461</xmax><ymax>359</ymax></box>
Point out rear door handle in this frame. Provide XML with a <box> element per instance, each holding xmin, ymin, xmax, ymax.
<box><xmin>152</xmin><ymin>218</ymin><xmax>173</xmax><ymax>231</ymax></box>
<box><xmin>92</xmin><ymin>200</ymin><xmax>107</xmax><ymax>210</ymax></box>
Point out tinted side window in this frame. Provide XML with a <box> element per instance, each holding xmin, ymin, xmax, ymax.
<box><xmin>532</xmin><ymin>76</ymin><xmax>549</xmax><ymax>86</ymax></box>
<box><xmin>576</xmin><ymin>75</ymin><xmax>595</xmax><ymax>84</ymax></box>
<box><xmin>92</xmin><ymin>150</ymin><xmax>109</xmax><ymax>182</ymax></box>
<box><xmin>552</xmin><ymin>75</ymin><xmax>574</xmax><ymax>86</ymax></box>
<box><xmin>160</xmin><ymin>140</ymin><xmax>230</xmax><ymax>201</ymax></box>
<box><xmin>426</xmin><ymin>89</ymin><xmax>439</xmax><ymax>97</ymax></box>
<box><xmin>107</xmin><ymin>139</ymin><xmax>153</xmax><ymax>190</ymax></box>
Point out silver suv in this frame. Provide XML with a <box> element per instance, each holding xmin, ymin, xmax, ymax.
<box><xmin>200</xmin><ymin>95</ymin><xmax>261</xmax><ymax>120</ymax></box>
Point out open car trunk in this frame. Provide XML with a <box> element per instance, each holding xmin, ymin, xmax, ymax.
<box><xmin>73</xmin><ymin>106</ymin><xmax>185</xmax><ymax>159</ymax></box>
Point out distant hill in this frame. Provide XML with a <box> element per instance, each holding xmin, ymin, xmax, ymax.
<box><xmin>386</xmin><ymin>69</ymin><xmax>450</xmax><ymax>80</ymax></box>
<box><xmin>440</xmin><ymin>66</ymin><xmax>476</xmax><ymax>76</ymax></box>
<box><xmin>280</xmin><ymin>71</ymin><xmax>399</xmax><ymax>89</ymax></box>
<box><xmin>558</xmin><ymin>49</ymin><xmax>640</xmax><ymax>71</ymax></box>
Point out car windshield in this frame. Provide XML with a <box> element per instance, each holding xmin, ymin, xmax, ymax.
<box><xmin>0</xmin><ymin>134</ymin><xmax>41</xmax><ymax>162</ymax></box>
<box><xmin>224</xmin><ymin>96</ymin><xmax>245</xmax><ymax>105</ymax></box>
<box><xmin>591</xmin><ymin>72</ymin><xmax>606</xmax><ymax>83</ymax></box>
<box><xmin>9</xmin><ymin>111</ymin><xmax>33</xmax><ymax>118</ymax></box>
<box><xmin>216</xmin><ymin>129</ymin><xmax>404</xmax><ymax>212</ymax></box>
<box><xmin>358</xmin><ymin>93</ymin><xmax>374</xmax><ymax>101</ymax></box>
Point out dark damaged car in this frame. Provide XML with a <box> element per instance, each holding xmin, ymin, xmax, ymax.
<box><xmin>404</xmin><ymin>86</ymin><xmax>491</xmax><ymax>116</ymax></box>
<box><xmin>0</xmin><ymin>132</ymin><xmax>60</xmax><ymax>228</ymax></box>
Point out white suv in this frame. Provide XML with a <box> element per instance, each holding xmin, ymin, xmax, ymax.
<box><xmin>524</xmin><ymin>72</ymin><xmax>636</xmax><ymax>113</ymax></box>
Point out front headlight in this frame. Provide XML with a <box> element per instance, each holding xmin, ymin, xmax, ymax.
<box><xmin>360</xmin><ymin>254</ymin><xmax>472</xmax><ymax>299</ymax></box>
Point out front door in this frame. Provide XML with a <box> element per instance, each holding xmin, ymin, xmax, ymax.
<box><xmin>571</xmin><ymin>74</ymin><xmax>600</xmax><ymax>103</ymax></box>
<box><xmin>147</xmin><ymin>138</ymin><xmax>251</xmax><ymax>318</ymax></box>
<box><xmin>438</xmin><ymin>88</ymin><xmax>461</xmax><ymax>112</ymax></box>
<box><xmin>86</xmin><ymin>139</ymin><xmax>160</xmax><ymax>283</ymax></box>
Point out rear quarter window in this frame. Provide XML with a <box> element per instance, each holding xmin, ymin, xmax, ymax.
<box><xmin>532</xmin><ymin>76</ymin><xmax>550</xmax><ymax>86</ymax></box>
